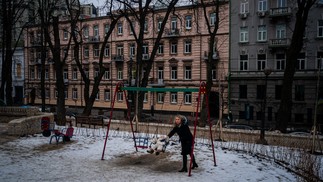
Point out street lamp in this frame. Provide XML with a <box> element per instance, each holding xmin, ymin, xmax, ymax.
<box><xmin>258</xmin><ymin>68</ymin><xmax>272</xmax><ymax>145</ymax></box>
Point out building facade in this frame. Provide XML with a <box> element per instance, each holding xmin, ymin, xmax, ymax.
<box><xmin>230</xmin><ymin>0</ymin><xmax>323</xmax><ymax>130</ymax></box>
<box><xmin>24</xmin><ymin>2</ymin><xmax>230</xmax><ymax>118</ymax></box>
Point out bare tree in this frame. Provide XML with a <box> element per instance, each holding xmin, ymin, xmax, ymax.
<box><xmin>117</xmin><ymin>0</ymin><xmax>179</xmax><ymax>120</ymax></box>
<box><xmin>0</xmin><ymin>0</ymin><xmax>28</xmax><ymax>105</ymax></box>
<box><xmin>276</xmin><ymin>0</ymin><xmax>317</xmax><ymax>132</ymax></box>
<box><xmin>69</xmin><ymin>0</ymin><xmax>123</xmax><ymax>115</ymax></box>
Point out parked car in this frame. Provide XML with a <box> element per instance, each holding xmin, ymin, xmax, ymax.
<box><xmin>224</xmin><ymin>124</ymin><xmax>254</xmax><ymax>130</ymax></box>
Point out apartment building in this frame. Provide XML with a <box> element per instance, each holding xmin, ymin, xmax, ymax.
<box><xmin>230</xmin><ymin>0</ymin><xmax>323</xmax><ymax>130</ymax></box>
<box><xmin>24</xmin><ymin>2</ymin><xmax>229</xmax><ymax>118</ymax></box>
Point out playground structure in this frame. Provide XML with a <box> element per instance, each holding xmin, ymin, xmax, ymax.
<box><xmin>101</xmin><ymin>81</ymin><xmax>216</xmax><ymax>176</ymax></box>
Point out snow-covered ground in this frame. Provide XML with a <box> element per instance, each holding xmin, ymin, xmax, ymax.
<box><xmin>0</xmin><ymin>127</ymin><xmax>298</xmax><ymax>182</ymax></box>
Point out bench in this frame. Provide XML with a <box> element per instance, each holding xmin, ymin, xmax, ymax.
<box><xmin>75</xmin><ymin>116</ymin><xmax>104</xmax><ymax>128</ymax></box>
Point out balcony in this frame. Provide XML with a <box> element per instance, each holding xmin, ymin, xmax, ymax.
<box><xmin>88</xmin><ymin>36</ymin><xmax>100</xmax><ymax>42</ymax></box>
<box><xmin>269</xmin><ymin>7</ymin><xmax>292</xmax><ymax>18</ymax></box>
<box><xmin>203</xmin><ymin>51</ymin><xmax>219</xmax><ymax>61</ymax></box>
<box><xmin>239</xmin><ymin>13</ymin><xmax>249</xmax><ymax>19</ymax></box>
<box><xmin>257</xmin><ymin>11</ymin><xmax>268</xmax><ymax>17</ymax></box>
<box><xmin>164</xmin><ymin>28</ymin><xmax>180</xmax><ymax>38</ymax></box>
<box><xmin>268</xmin><ymin>38</ymin><xmax>291</xmax><ymax>48</ymax></box>
<box><xmin>142</xmin><ymin>54</ymin><xmax>149</xmax><ymax>60</ymax></box>
<box><xmin>64</xmin><ymin>79</ymin><xmax>69</xmax><ymax>85</ymax></box>
<box><xmin>148</xmin><ymin>78</ymin><xmax>165</xmax><ymax>87</ymax></box>
<box><xmin>112</xmin><ymin>55</ymin><xmax>124</xmax><ymax>62</ymax></box>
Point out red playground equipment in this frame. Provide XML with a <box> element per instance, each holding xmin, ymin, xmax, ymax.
<box><xmin>101</xmin><ymin>82</ymin><xmax>216</xmax><ymax>176</ymax></box>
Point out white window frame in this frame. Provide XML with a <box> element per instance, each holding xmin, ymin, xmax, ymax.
<box><xmin>240</xmin><ymin>2</ymin><xmax>249</xmax><ymax>13</ymax></box>
<box><xmin>63</xmin><ymin>69</ymin><xmax>68</xmax><ymax>79</ymax></box>
<box><xmin>72</xmin><ymin>88</ymin><xmax>78</xmax><ymax>99</ymax></box>
<box><xmin>185</xmin><ymin>15</ymin><xmax>192</xmax><ymax>29</ymax></box>
<box><xmin>296</xmin><ymin>53</ymin><xmax>306</xmax><ymax>70</ymax></box>
<box><xmin>93</xmin><ymin>25</ymin><xmax>99</xmax><ymax>37</ymax></box>
<box><xmin>276</xmin><ymin>53</ymin><xmax>285</xmax><ymax>70</ymax></box>
<box><xmin>94</xmin><ymin>68</ymin><xmax>99</xmax><ymax>78</ymax></box>
<box><xmin>117</xmin><ymin>45</ymin><xmax>123</xmax><ymax>56</ymax></box>
<box><xmin>257</xmin><ymin>25</ymin><xmax>267</xmax><ymax>42</ymax></box>
<box><xmin>93</xmin><ymin>45</ymin><xmax>99</xmax><ymax>57</ymax></box>
<box><xmin>158</xmin><ymin>67</ymin><xmax>164</xmax><ymax>79</ymax></box>
<box><xmin>84</xmin><ymin>46</ymin><xmax>89</xmax><ymax>58</ymax></box>
<box><xmin>83</xmin><ymin>26</ymin><xmax>89</xmax><ymax>38</ymax></box>
<box><xmin>117</xmin><ymin>92</ymin><xmax>123</xmax><ymax>101</ymax></box>
<box><xmin>240</xmin><ymin>27</ymin><xmax>249</xmax><ymax>43</ymax></box>
<box><xmin>63</xmin><ymin>29</ymin><xmax>68</xmax><ymax>40</ymax></box>
<box><xmin>170</xmin><ymin>92</ymin><xmax>177</xmax><ymax>104</ymax></box>
<box><xmin>130</xmin><ymin>44</ymin><xmax>135</xmax><ymax>57</ymax></box>
<box><xmin>72</xmin><ymin>68</ymin><xmax>78</xmax><ymax>80</ymax></box>
<box><xmin>104</xmin><ymin>24</ymin><xmax>110</xmax><ymax>34</ymax></box>
<box><xmin>171</xmin><ymin>42</ymin><xmax>177</xmax><ymax>54</ymax></box>
<box><xmin>117</xmin><ymin>23</ymin><xmax>123</xmax><ymax>35</ymax></box>
<box><xmin>104</xmin><ymin>68</ymin><xmax>110</xmax><ymax>80</ymax></box>
<box><xmin>158</xmin><ymin>43</ymin><xmax>164</xmax><ymax>54</ymax></box>
<box><xmin>276</xmin><ymin>24</ymin><xmax>286</xmax><ymax>39</ymax></box>
<box><xmin>210</xmin><ymin>12</ymin><xmax>216</xmax><ymax>26</ymax></box>
<box><xmin>171</xmin><ymin>66</ymin><xmax>177</xmax><ymax>80</ymax></box>
<box><xmin>257</xmin><ymin>54</ymin><xmax>267</xmax><ymax>71</ymax></box>
<box><xmin>95</xmin><ymin>91</ymin><xmax>100</xmax><ymax>100</ymax></box>
<box><xmin>45</xmin><ymin>68</ymin><xmax>49</xmax><ymax>80</ymax></box>
<box><xmin>184</xmin><ymin>92</ymin><xmax>192</xmax><ymax>104</ymax></box>
<box><xmin>117</xmin><ymin>67</ymin><xmax>123</xmax><ymax>80</ymax></box>
<box><xmin>171</xmin><ymin>17</ymin><xmax>177</xmax><ymax>32</ymax></box>
<box><xmin>157</xmin><ymin>92</ymin><xmax>164</xmax><ymax>103</ymax></box>
<box><xmin>184</xmin><ymin>40</ymin><xmax>192</xmax><ymax>53</ymax></box>
<box><xmin>104</xmin><ymin>89</ymin><xmax>111</xmax><ymax>101</ymax></box>
<box><xmin>143</xmin><ymin>92</ymin><xmax>148</xmax><ymax>103</ymax></box>
<box><xmin>184</xmin><ymin>66</ymin><xmax>192</xmax><ymax>80</ymax></box>
<box><xmin>144</xmin><ymin>19</ymin><xmax>148</xmax><ymax>32</ymax></box>
<box><xmin>239</xmin><ymin>54</ymin><xmax>249</xmax><ymax>71</ymax></box>
<box><xmin>104</xmin><ymin>45</ymin><xmax>110</xmax><ymax>57</ymax></box>
<box><xmin>258</xmin><ymin>0</ymin><xmax>267</xmax><ymax>11</ymax></box>
<box><xmin>157</xmin><ymin>19</ymin><xmax>162</xmax><ymax>32</ymax></box>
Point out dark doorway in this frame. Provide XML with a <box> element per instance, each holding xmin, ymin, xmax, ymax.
<box><xmin>209</xmin><ymin>91</ymin><xmax>219</xmax><ymax>118</ymax></box>
<box><xmin>14</xmin><ymin>86</ymin><xmax>23</xmax><ymax>105</ymax></box>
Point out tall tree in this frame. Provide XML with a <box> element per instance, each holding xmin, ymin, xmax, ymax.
<box><xmin>276</xmin><ymin>0</ymin><xmax>317</xmax><ymax>132</ymax></box>
<box><xmin>0</xmin><ymin>0</ymin><xmax>28</xmax><ymax>105</ymax></box>
<box><xmin>118</xmin><ymin>0</ymin><xmax>179</xmax><ymax>120</ymax></box>
<box><xmin>38</xmin><ymin>0</ymin><xmax>76</xmax><ymax>125</ymax></box>
<box><xmin>69</xmin><ymin>0</ymin><xmax>122</xmax><ymax>115</ymax></box>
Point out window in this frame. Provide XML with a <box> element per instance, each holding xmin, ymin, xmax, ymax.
<box><xmin>184</xmin><ymin>66</ymin><xmax>192</xmax><ymax>80</ymax></box>
<box><xmin>296</xmin><ymin>53</ymin><xmax>306</xmax><ymax>70</ymax></box>
<box><xmin>104</xmin><ymin>45</ymin><xmax>110</xmax><ymax>57</ymax></box>
<box><xmin>171</xmin><ymin>42</ymin><xmax>177</xmax><ymax>54</ymax></box>
<box><xmin>158</xmin><ymin>67</ymin><xmax>164</xmax><ymax>80</ymax></box>
<box><xmin>144</xmin><ymin>19</ymin><xmax>148</xmax><ymax>32</ymax></box>
<box><xmin>84</xmin><ymin>67</ymin><xmax>89</xmax><ymax>78</ymax></box>
<box><xmin>257</xmin><ymin>53</ymin><xmax>266</xmax><ymax>70</ymax></box>
<box><xmin>72</xmin><ymin>88</ymin><xmax>78</xmax><ymax>99</ymax></box>
<box><xmin>30</xmin><ymin>68</ymin><xmax>35</xmax><ymax>79</ymax></box>
<box><xmin>318</xmin><ymin>20</ymin><xmax>323</xmax><ymax>38</ymax></box>
<box><xmin>129</xmin><ymin>21</ymin><xmax>136</xmax><ymax>35</ymax></box>
<box><xmin>129</xmin><ymin>44</ymin><xmax>135</xmax><ymax>57</ymax></box>
<box><xmin>170</xmin><ymin>92</ymin><xmax>177</xmax><ymax>104</ymax></box>
<box><xmin>37</xmin><ymin>68</ymin><xmax>41</xmax><ymax>79</ymax></box>
<box><xmin>240</xmin><ymin>27</ymin><xmax>249</xmax><ymax>42</ymax></box>
<box><xmin>258</xmin><ymin>0</ymin><xmax>267</xmax><ymax>11</ymax></box>
<box><xmin>16</xmin><ymin>63</ymin><xmax>22</xmax><ymax>78</ymax></box>
<box><xmin>185</xmin><ymin>15</ymin><xmax>192</xmax><ymax>29</ymax></box>
<box><xmin>257</xmin><ymin>85</ymin><xmax>265</xmax><ymax>100</ymax></box>
<box><xmin>84</xmin><ymin>46</ymin><xmax>89</xmax><ymax>58</ymax></box>
<box><xmin>212</xmin><ymin>66</ymin><xmax>216</xmax><ymax>80</ymax></box>
<box><xmin>104</xmin><ymin>89</ymin><xmax>111</xmax><ymax>101</ymax></box>
<box><xmin>72</xmin><ymin>68</ymin><xmax>78</xmax><ymax>80</ymax></box>
<box><xmin>295</xmin><ymin>85</ymin><xmax>305</xmax><ymax>101</ymax></box>
<box><xmin>158</xmin><ymin>43</ymin><xmax>164</xmax><ymax>54</ymax></box>
<box><xmin>317</xmin><ymin>52</ymin><xmax>323</xmax><ymax>69</ymax></box>
<box><xmin>95</xmin><ymin>90</ymin><xmax>100</xmax><ymax>100</ymax></box>
<box><xmin>143</xmin><ymin>92</ymin><xmax>148</xmax><ymax>103</ymax></box>
<box><xmin>184</xmin><ymin>40</ymin><xmax>192</xmax><ymax>54</ymax></box>
<box><xmin>239</xmin><ymin>85</ymin><xmax>247</xmax><ymax>99</ymax></box>
<box><xmin>117</xmin><ymin>45</ymin><xmax>124</xmax><ymax>56</ymax></box>
<box><xmin>104</xmin><ymin>67</ymin><xmax>110</xmax><ymax>80</ymax></box>
<box><xmin>83</xmin><ymin>26</ymin><xmax>89</xmax><ymax>38</ymax></box>
<box><xmin>275</xmin><ymin>85</ymin><xmax>282</xmax><ymax>100</ymax></box>
<box><xmin>239</xmin><ymin>54</ymin><xmax>248</xmax><ymax>71</ymax></box>
<box><xmin>276</xmin><ymin>53</ymin><xmax>285</xmax><ymax>70</ymax></box>
<box><xmin>210</xmin><ymin>13</ymin><xmax>216</xmax><ymax>26</ymax></box>
<box><xmin>104</xmin><ymin>24</ymin><xmax>110</xmax><ymax>34</ymax></box>
<box><xmin>45</xmin><ymin>88</ymin><xmax>50</xmax><ymax>99</ymax></box>
<box><xmin>157</xmin><ymin>19</ymin><xmax>162</xmax><ymax>32</ymax></box>
<box><xmin>63</xmin><ymin>69</ymin><xmax>68</xmax><ymax>79</ymax></box>
<box><xmin>93</xmin><ymin>45</ymin><xmax>99</xmax><ymax>57</ymax></box>
<box><xmin>157</xmin><ymin>92</ymin><xmax>164</xmax><ymax>103</ymax></box>
<box><xmin>64</xmin><ymin>88</ymin><xmax>68</xmax><ymax>99</ymax></box>
<box><xmin>171</xmin><ymin>17</ymin><xmax>177</xmax><ymax>32</ymax></box>
<box><xmin>117</xmin><ymin>67</ymin><xmax>123</xmax><ymax>80</ymax></box>
<box><xmin>257</xmin><ymin>25</ymin><xmax>267</xmax><ymax>42</ymax></box>
<box><xmin>171</xmin><ymin>66</ymin><xmax>177</xmax><ymax>80</ymax></box>
<box><xmin>277</xmin><ymin>0</ymin><xmax>286</xmax><ymax>7</ymax></box>
<box><xmin>184</xmin><ymin>92</ymin><xmax>192</xmax><ymax>104</ymax></box>
<box><xmin>276</xmin><ymin>24</ymin><xmax>286</xmax><ymax>39</ymax></box>
<box><xmin>45</xmin><ymin>68</ymin><xmax>49</xmax><ymax>80</ymax></box>
<box><xmin>93</xmin><ymin>25</ymin><xmax>99</xmax><ymax>37</ymax></box>
<box><xmin>94</xmin><ymin>67</ymin><xmax>99</xmax><ymax>78</ymax></box>
<box><xmin>117</xmin><ymin>92</ymin><xmax>123</xmax><ymax>101</ymax></box>
<box><xmin>142</xmin><ymin>43</ymin><xmax>149</xmax><ymax>55</ymax></box>
<box><xmin>63</xmin><ymin>29</ymin><xmax>68</xmax><ymax>40</ymax></box>
<box><xmin>240</xmin><ymin>2</ymin><xmax>249</xmax><ymax>13</ymax></box>
<box><xmin>117</xmin><ymin>22</ymin><xmax>123</xmax><ymax>35</ymax></box>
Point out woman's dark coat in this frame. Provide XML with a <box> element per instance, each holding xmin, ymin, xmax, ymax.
<box><xmin>168</xmin><ymin>123</ymin><xmax>193</xmax><ymax>155</ymax></box>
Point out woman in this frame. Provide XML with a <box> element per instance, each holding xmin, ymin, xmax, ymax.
<box><xmin>167</xmin><ymin>115</ymin><xmax>198</xmax><ymax>172</ymax></box>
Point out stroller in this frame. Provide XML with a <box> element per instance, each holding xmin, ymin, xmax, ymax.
<box><xmin>147</xmin><ymin>135</ymin><xmax>169</xmax><ymax>155</ymax></box>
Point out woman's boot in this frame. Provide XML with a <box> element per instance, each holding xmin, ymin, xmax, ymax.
<box><xmin>178</xmin><ymin>155</ymin><xmax>187</xmax><ymax>172</ymax></box>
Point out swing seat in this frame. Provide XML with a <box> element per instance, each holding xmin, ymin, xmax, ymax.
<box><xmin>135</xmin><ymin>137</ymin><xmax>149</xmax><ymax>149</ymax></box>
<box><xmin>49</xmin><ymin>127</ymin><xmax>74</xmax><ymax>144</ymax></box>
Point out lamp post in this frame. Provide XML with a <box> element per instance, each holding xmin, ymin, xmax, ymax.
<box><xmin>258</xmin><ymin>68</ymin><xmax>272</xmax><ymax>145</ymax></box>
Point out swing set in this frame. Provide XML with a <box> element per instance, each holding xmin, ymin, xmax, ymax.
<box><xmin>101</xmin><ymin>81</ymin><xmax>216</xmax><ymax>176</ymax></box>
